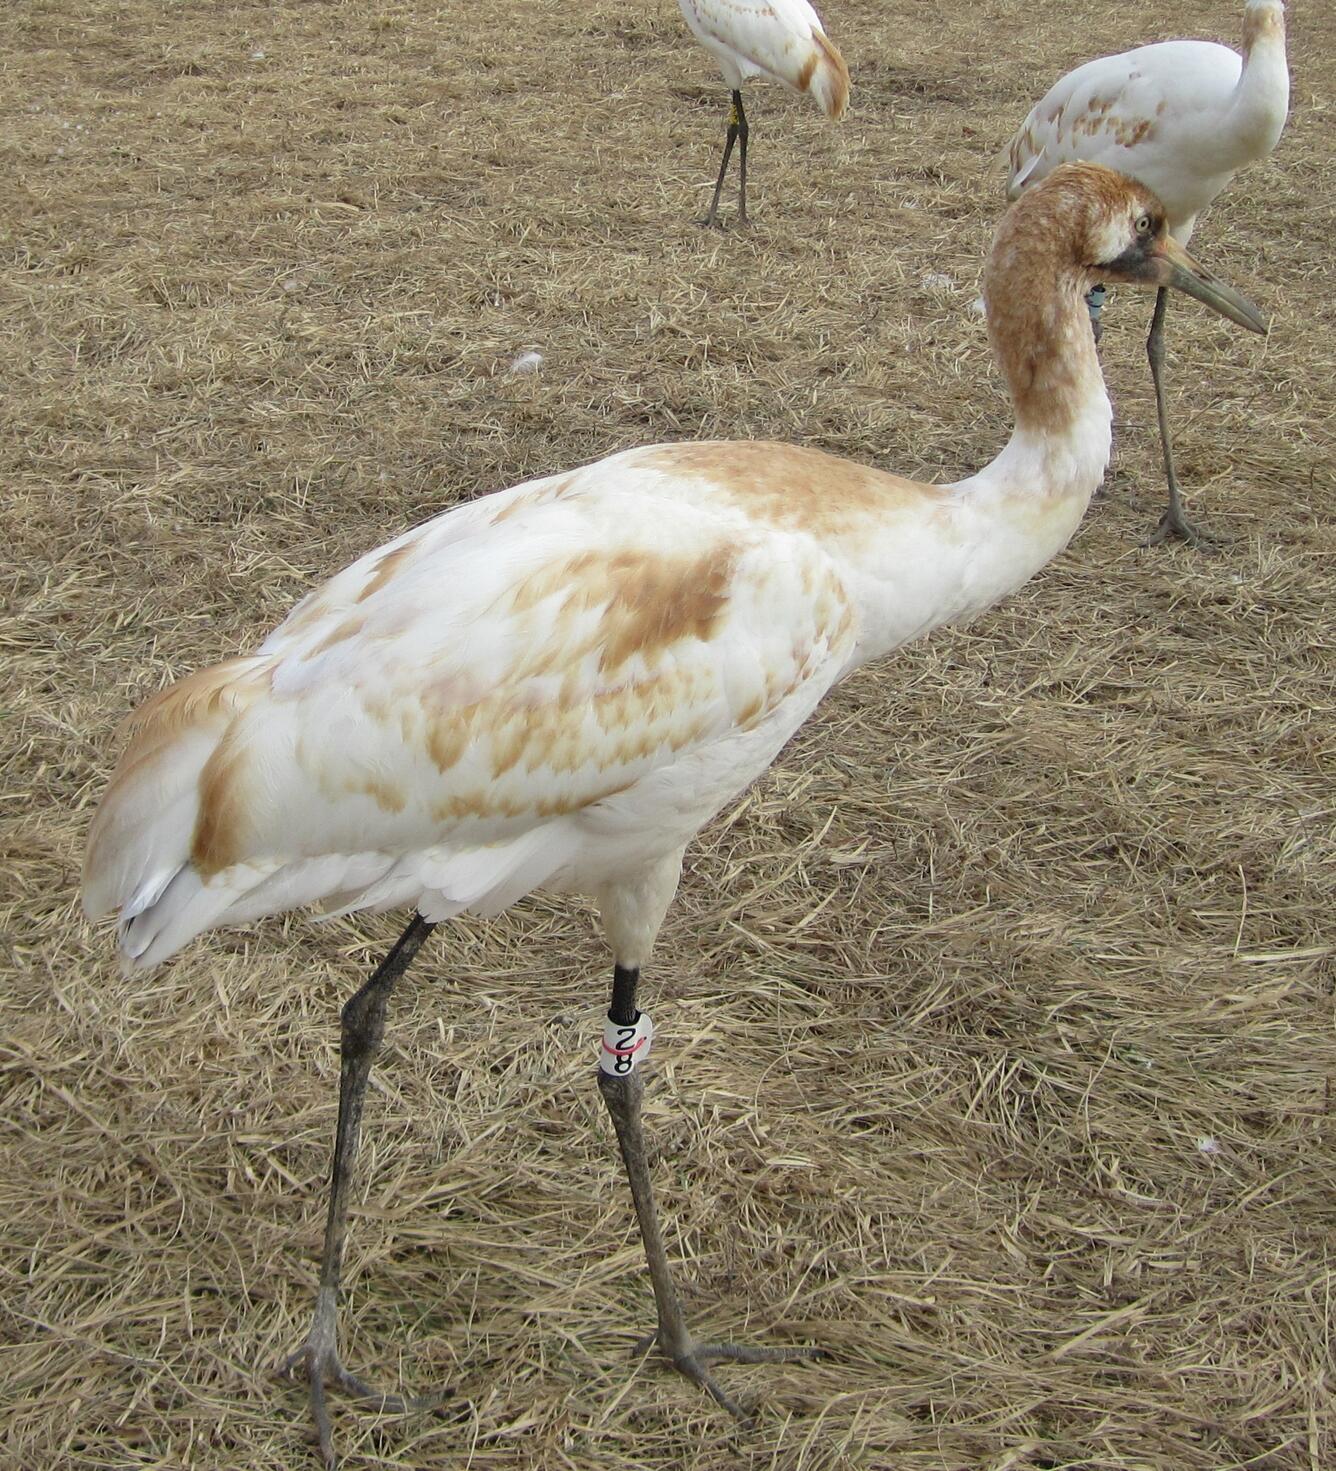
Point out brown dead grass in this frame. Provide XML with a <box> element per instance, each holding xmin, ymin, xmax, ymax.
<box><xmin>2</xmin><ymin>1</ymin><xmax>1333</xmax><ymax>1468</ymax></box>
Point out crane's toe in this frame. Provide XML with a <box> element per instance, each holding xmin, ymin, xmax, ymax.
<box><xmin>633</xmin><ymin>1329</ymin><xmax>827</xmax><ymax>1422</ymax></box>
<box><xmin>1143</xmin><ymin>506</ymin><xmax>1222</xmax><ymax>551</ymax></box>
<box><xmin>281</xmin><ymin>1338</ymin><xmax>444</xmax><ymax>1469</ymax></box>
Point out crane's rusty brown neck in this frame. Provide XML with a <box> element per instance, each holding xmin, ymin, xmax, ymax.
<box><xmin>982</xmin><ymin>181</ymin><xmax>1109</xmax><ymax>444</ymax></box>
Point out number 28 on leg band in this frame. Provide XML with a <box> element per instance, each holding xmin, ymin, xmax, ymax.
<box><xmin>599</xmin><ymin>1012</ymin><xmax>654</xmax><ymax>1076</ymax></box>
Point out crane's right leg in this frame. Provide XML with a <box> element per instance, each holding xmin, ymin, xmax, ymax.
<box><xmin>281</xmin><ymin>912</ymin><xmax>438</xmax><ymax>1469</ymax></box>
<box><xmin>1143</xmin><ymin>288</ymin><xmax>1213</xmax><ymax>548</ymax></box>
<box><xmin>596</xmin><ymin>963</ymin><xmax>823</xmax><ymax>1419</ymax></box>
<box><xmin>701</xmin><ymin>93</ymin><xmax>742</xmax><ymax>230</ymax></box>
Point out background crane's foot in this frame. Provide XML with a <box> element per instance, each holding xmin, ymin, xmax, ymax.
<box><xmin>633</xmin><ymin>1329</ymin><xmax>827</xmax><ymax>1422</ymax></box>
<box><xmin>695</xmin><ymin>209</ymin><xmax>749</xmax><ymax>231</ymax></box>
<box><xmin>1142</xmin><ymin>506</ymin><xmax>1220</xmax><ymax>550</ymax></box>
<box><xmin>280</xmin><ymin>1339</ymin><xmax>445</xmax><ymax>1469</ymax></box>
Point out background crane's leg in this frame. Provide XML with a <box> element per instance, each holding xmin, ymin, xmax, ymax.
<box><xmin>701</xmin><ymin>96</ymin><xmax>741</xmax><ymax>230</ymax></box>
<box><xmin>282</xmin><ymin>912</ymin><xmax>438</xmax><ymax>1469</ymax></box>
<box><xmin>596</xmin><ymin>964</ymin><xmax>822</xmax><ymax>1420</ymax></box>
<box><xmin>1143</xmin><ymin>288</ymin><xmax>1212</xmax><ymax>548</ymax></box>
<box><xmin>1085</xmin><ymin>284</ymin><xmax>1106</xmax><ymax>346</ymax></box>
<box><xmin>734</xmin><ymin>91</ymin><xmax>750</xmax><ymax>227</ymax></box>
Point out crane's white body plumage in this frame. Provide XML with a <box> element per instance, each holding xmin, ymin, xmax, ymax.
<box><xmin>677</xmin><ymin>0</ymin><xmax>848</xmax><ymax>119</ymax></box>
<box><xmin>1007</xmin><ymin>0</ymin><xmax>1289</xmax><ymax>242</ymax></box>
<box><xmin>85</xmin><ymin>422</ymin><xmax>1099</xmax><ymax>972</ymax></box>
<box><xmin>78</xmin><ymin>171</ymin><xmax>1268</xmax><ymax>1464</ymax></box>
<box><xmin>90</xmin><ymin>166</ymin><xmax>1262</xmax><ymax>988</ymax></box>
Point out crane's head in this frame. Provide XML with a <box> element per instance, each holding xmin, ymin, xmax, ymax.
<box><xmin>992</xmin><ymin>163</ymin><xmax>1266</xmax><ymax>335</ymax></box>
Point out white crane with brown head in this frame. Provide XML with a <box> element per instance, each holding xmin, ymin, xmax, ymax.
<box><xmin>82</xmin><ymin>165</ymin><xmax>1264</xmax><ymax>1467</ymax></box>
<box><xmin>1006</xmin><ymin>0</ymin><xmax>1289</xmax><ymax>545</ymax></box>
<box><xmin>676</xmin><ymin>0</ymin><xmax>849</xmax><ymax>228</ymax></box>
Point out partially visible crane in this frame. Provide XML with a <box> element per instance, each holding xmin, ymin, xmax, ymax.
<box><xmin>1007</xmin><ymin>0</ymin><xmax>1289</xmax><ymax>545</ymax></box>
<box><xmin>677</xmin><ymin>0</ymin><xmax>849</xmax><ymax>228</ymax></box>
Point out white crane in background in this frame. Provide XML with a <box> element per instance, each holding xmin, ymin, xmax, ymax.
<box><xmin>677</xmin><ymin>0</ymin><xmax>849</xmax><ymax>228</ymax></box>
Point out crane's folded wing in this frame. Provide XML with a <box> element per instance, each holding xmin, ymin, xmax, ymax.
<box><xmin>82</xmin><ymin>485</ymin><xmax>858</xmax><ymax>967</ymax></box>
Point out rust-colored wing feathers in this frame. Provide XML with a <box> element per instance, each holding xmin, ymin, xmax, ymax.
<box><xmin>83</xmin><ymin>463</ymin><xmax>861</xmax><ymax>966</ymax></box>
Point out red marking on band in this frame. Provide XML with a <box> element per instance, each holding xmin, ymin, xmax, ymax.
<box><xmin>602</xmin><ymin>1037</ymin><xmax>649</xmax><ymax>1058</ymax></box>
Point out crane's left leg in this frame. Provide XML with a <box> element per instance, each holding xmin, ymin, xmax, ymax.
<box><xmin>701</xmin><ymin>95</ymin><xmax>741</xmax><ymax>230</ymax></box>
<box><xmin>1143</xmin><ymin>288</ymin><xmax>1213</xmax><ymax>548</ymax></box>
<box><xmin>734</xmin><ymin>92</ymin><xmax>750</xmax><ymax>228</ymax></box>
<box><xmin>281</xmin><ymin>913</ymin><xmax>440</xmax><ymax>1468</ymax></box>
<box><xmin>596</xmin><ymin>962</ymin><xmax>822</xmax><ymax>1420</ymax></box>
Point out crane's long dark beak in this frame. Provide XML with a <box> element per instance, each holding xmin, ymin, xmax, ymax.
<box><xmin>1153</xmin><ymin>236</ymin><xmax>1267</xmax><ymax>334</ymax></box>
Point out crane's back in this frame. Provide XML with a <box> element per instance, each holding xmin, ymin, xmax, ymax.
<box><xmin>1007</xmin><ymin>19</ymin><xmax>1287</xmax><ymax>238</ymax></box>
<box><xmin>82</xmin><ymin>446</ymin><xmax>880</xmax><ymax>969</ymax></box>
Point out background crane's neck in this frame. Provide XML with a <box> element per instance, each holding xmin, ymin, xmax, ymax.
<box><xmin>1230</xmin><ymin>1</ymin><xmax>1290</xmax><ymax>162</ymax></box>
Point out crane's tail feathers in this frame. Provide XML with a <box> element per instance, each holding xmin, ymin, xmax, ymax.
<box><xmin>118</xmin><ymin>865</ymin><xmax>250</xmax><ymax>971</ymax></box>
<box><xmin>808</xmin><ymin>31</ymin><xmax>850</xmax><ymax>121</ymax></box>
<box><xmin>85</xmin><ymin>642</ymin><xmax>583</xmax><ymax>963</ymax></box>
<box><xmin>315</xmin><ymin>822</ymin><xmax>582</xmax><ymax>925</ymax></box>
<box><xmin>1002</xmin><ymin>125</ymin><xmax>1041</xmax><ymax>198</ymax></box>
<box><xmin>113</xmin><ymin>855</ymin><xmax>365</xmax><ymax>971</ymax></box>
<box><xmin>82</xmin><ymin>656</ymin><xmax>273</xmax><ymax>929</ymax></box>
<box><xmin>99</xmin><ymin>823</ymin><xmax>580</xmax><ymax>969</ymax></box>
<box><xmin>83</xmin><ymin>733</ymin><xmax>217</xmax><ymax>923</ymax></box>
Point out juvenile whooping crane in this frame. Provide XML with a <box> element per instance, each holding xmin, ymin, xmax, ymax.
<box><xmin>83</xmin><ymin>165</ymin><xmax>1263</xmax><ymax>1468</ymax></box>
<box><xmin>676</xmin><ymin>0</ymin><xmax>849</xmax><ymax>228</ymax></box>
<box><xmin>1006</xmin><ymin>0</ymin><xmax>1289</xmax><ymax>545</ymax></box>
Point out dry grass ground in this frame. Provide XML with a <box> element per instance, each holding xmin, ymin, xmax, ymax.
<box><xmin>2</xmin><ymin>0</ymin><xmax>1333</xmax><ymax>1467</ymax></box>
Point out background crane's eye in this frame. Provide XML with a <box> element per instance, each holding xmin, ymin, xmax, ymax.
<box><xmin>1135</xmin><ymin>213</ymin><xmax>1153</xmax><ymax>236</ymax></box>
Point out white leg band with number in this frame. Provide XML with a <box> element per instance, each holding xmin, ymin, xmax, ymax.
<box><xmin>599</xmin><ymin>1012</ymin><xmax>654</xmax><ymax>1076</ymax></box>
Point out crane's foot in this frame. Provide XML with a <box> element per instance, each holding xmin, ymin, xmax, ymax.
<box><xmin>696</xmin><ymin>212</ymin><xmax>748</xmax><ymax>232</ymax></box>
<box><xmin>281</xmin><ymin>1338</ymin><xmax>444</xmax><ymax>1469</ymax></box>
<box><xmin>634</xmin><ymin>1328</ymin><xmax>827</xmax><ymax>1421</ymax></box>
<box><xmin>1142</xmin><ymin>505</ymin><xmax>1220</xmax><ymax>550</ymax></box>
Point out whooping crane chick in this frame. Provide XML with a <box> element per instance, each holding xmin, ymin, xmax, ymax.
<box><xmin>677</xmin><ymin>0</ymin><xmax>849</xmax><ymax>228</ymax></box>
<box><xmin>83</xmin><ymin>165</ymin><xmax>1263</xmax><ymax>1468</ymax></box>
<box><xmin>1007</xmin><ymin>0</ymin><xmax>1288</xmax><ymax>545</ymax></box>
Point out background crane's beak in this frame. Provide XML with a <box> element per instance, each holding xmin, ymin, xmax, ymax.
<box><xmin>1153</xmin><ymin>236</ymin><xmax>1268</xmax><ymax>334</ymax></box>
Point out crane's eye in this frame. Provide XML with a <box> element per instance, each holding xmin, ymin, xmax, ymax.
<box><xmin>1134</xmin><ymin>213</ymin><xmax>1153</xmax><ymax>237</ymax></box>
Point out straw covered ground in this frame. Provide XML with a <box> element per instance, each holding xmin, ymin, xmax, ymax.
<box><xmin>2</xmin><ymin>0</ymin><xmax>1333</xmax><ymax>1466</ymax></box>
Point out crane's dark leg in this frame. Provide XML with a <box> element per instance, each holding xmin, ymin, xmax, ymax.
<box><xmin>1085</xmin><ymin>284</ymin><xmax>1106</xmax><ymax>346</ymax></box>
<box><xmin>596</xmin><ymin>964</ymin><xmax>822</xmax><ymax>1420</ymax></box>
<box><xmin>281</xmin><ymin>912</ymin><xmax>439</xmax><ymax>1469</ymax></box>
<box><xmin>1143</xmin><ymin>288</ymin><xmax>1213</xmax><ymax>548</ymax></box>
<box><xmin>734</xmin><ymin>92</ymin><xmax>750</xmax><ymax>228</ymax></box>
<box><xmin>701</xmin><ymin>92</ymin><xmax>742</xmax><ymax>230</ymax></box>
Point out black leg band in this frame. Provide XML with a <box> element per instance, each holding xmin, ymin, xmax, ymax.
<box><xmin>610</xmin><ymin>964</ymin><xmax>640</xmax><ymax>1027</ymax></box>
